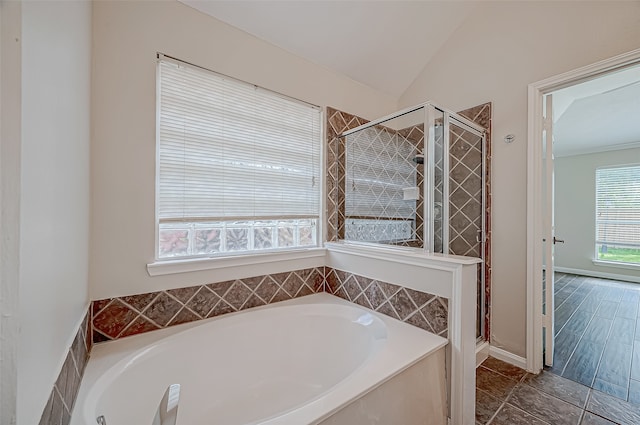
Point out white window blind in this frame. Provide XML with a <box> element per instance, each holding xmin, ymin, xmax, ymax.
<box><xmin>595</xmin><ymin>165</ymin><xmax>640</xmax><ymax>261</ymax></box>
<box><xmin>157</xmin><ymin>57</ymin><xmax>321</xmax><ymax>258</ymax></box>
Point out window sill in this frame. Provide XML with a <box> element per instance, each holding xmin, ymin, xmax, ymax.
<box><xmin>147</xmin><ymin>248</ymin><xmax>327</xmax><ymax>276</ymax></box>
<box><xmin>592</xmin><ymin>259</ymin><xmax>640</xmax><ymax>271</ymax></box>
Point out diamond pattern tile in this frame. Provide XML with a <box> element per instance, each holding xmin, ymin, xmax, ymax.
<box><xmin>39</xmin><ymin>308</ymin><xmax>91</xmax><ymax>425</ymax></box>
<box><xmin>93</xmin><ymin>300</ymin><xmax>138</xmax><ymax>338</ymax></box>
<box><xmin>326</xmin><ymin>268</ymin><xmax>448</xmax><ymax>338</ymax></box>
<box><xmin>342</xmin><ymin>121</ymin><xmax>423</xmax><ymax>246</ymax></box>
<box><xmin>91</xmin><ymin>267</ymin><xmax>327</xmax><ymax>343</ymax></box>
<box><xmin>119</xmin><ymin>316</ymin><xmax>159</xmax><ymax>338</ymax></box>
<box><xmin>143</xmin><ymin>292</ymin><xmax>182</xmax><ymax>327</ymax></box>
<box><xmin>168</xmin><ymin>307</ymin><xmax>200</xmax><ymax>327</ymax></box>
<box><xmin>224</xmin><ymin>281</ymin><xmax>254</xmax><ymax>310</ymax></box>
<box><xmin>186</xmin><ymin>287</ymin><xmax>220</xmax><ymax>318</ymax></box>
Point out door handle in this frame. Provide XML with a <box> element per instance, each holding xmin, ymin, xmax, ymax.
<box><xmin>553</xmin><ymin>237</ymin><xmax>565</xmax><ymax>244</ymax></box>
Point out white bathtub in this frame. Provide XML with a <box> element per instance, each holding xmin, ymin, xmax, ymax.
<box><xmin>72</xmin><ymin>293</ymin><xmax>447</xmax><ymax>425</ymax></box>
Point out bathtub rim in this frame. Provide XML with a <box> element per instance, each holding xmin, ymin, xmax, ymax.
<box><xmin>72</xmin><ymin>293</ymin><xmax>448</xmax><ymax>425</ymax></box>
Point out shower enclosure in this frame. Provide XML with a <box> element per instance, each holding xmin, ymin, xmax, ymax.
<box><xmin>338</xmin><ymin>103</ymin><xmax>487</xmax><ymax>340</ymax></box>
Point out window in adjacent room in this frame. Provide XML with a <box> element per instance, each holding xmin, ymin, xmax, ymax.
<box><xmin>595</xmin><ymin>164</ymin><xmax>640</xmax><ymax>265</ymax></box>
<box><xmin>156</xmin><ymin>55</ymin><xmax>322</xmax><ymax>259</ymax></box>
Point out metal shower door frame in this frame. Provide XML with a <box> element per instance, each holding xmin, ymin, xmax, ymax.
<box><xmin>443</xmin><ymin>113</ymin><xmax>487</xmax><ymax>341</ymax></box>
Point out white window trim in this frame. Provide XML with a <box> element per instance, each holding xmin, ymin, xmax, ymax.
<box><xmin>147</xmin><ymin>247</ymin><xmax>327</xmax><ymax>276</ymax></box>
<box><xmin>592</xmin><ymin>259</ymin><xmax>640</xmax><ymax>271</ymax></box>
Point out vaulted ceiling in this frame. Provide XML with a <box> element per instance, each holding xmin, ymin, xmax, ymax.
<box><xmin>179</xmin><ymin>0</ymin><xmax>478</xmax><ymax>97</ymax></box>
<box><xmin>180</xmin><ymin>1</ymin><xmax>640</xmax><ymax>156</ymax></box>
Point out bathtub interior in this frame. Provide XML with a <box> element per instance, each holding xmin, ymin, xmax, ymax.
<box><xmin>84</xmin><ymin>302</ymin><xmax>389</xmax><ymax>425</ymax></box>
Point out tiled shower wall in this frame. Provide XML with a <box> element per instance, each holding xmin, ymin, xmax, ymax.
<box><xmin>342</xmin><ymin>123</ymin><xmax>424</xmax><ymax>246</ymax></box>
<box><xmin>38</xmin><ymin>311</ymin><xmax>91</xmax><ymax>425</ymax></box>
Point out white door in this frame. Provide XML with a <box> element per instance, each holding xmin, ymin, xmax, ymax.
<box><xmin>542</xmin><ymin>94</ymin><xmax>557</xmax><ymax>367</ymax></box>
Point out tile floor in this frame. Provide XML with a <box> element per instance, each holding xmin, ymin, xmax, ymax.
<box><xmin>476</xmin><ymin>356</ymin><xmax>640</xmax><ymax>424</ymax></box>
<box><xmin>549</xmin><ymin>273</ymin><xmax>640</xmax><ymax>402</ymax></box>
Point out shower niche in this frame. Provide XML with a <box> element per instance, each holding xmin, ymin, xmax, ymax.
<box><xmin>328</xmin><ymin>102</ymin><xmax>490</xmax><ymax>341</ymax></box>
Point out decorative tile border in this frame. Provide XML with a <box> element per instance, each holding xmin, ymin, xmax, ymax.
<box><xmin>326</xmin><ymin>268</ymin><xmax>449</xmax><ymax>338</ymax></box>
<box><xmin>91</xmin><ymin>267</ymin><xmax>325</xmax><ymax>342</ymax></box>
<box><xmin>90</xmin><ymin>266</ymin><xmax>447</xmax><ymax>344</ymax></box>
<box><xmin>39</xmin><ymin>310</ymin><xmax>91</xmax><ymax>425</ymax></box>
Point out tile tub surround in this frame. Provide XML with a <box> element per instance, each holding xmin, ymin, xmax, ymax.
<box><xmin>38</xmin><ymin>310</ymin><xmax>92</xmax><ymax>425</ymax></box>
<box><xmin>91</xmin><ymin>266</ymin><xmax>447</xmax><ymax>344</ymax></box>
<box><xmin>326</xmin><ymin>268</ymin><xmax>449</xmax><ymax>338</ymax></box>
<box><xmin>92</xmin><ymin>267</ymin><xmax>325</xmax><ymax>342</ymax></box>
<box><xmin>476</xmin><ymin>356</ymin><xmax>640</xmax><ymax>425</ymax></box>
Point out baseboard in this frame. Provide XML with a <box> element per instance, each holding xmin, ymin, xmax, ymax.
<box><xmin>488</xmin><ymin>345</ymin><xmax>527</xmax><ymax>370</ymax></box>
<box><xmin>476</xmin><ymin>341</ymin><xmax>489</xmax><ymax>368</ymax></box>
<box><xmin>555</xmin><ymin>266</ymin><xmax>640</xmax><ymax>284</ymax></box>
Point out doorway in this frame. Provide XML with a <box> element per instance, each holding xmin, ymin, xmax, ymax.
<box><xmin>526</xmin><ymin>48</ymin><xmax>640</xmax><ymax>377</ymax></box>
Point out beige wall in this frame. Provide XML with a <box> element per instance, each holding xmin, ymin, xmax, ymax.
<box><xmin>90</xmin><ymin>1</ymin><xmax>397</xmax><ymax>300</ymax></box>
<box><xmin>18</xmin><ymin>1</ymin><xmax>92</xmax><ymax>423</ymax></box>
<box><xmin>399</xmin><ymin>1</ymin><xmax>640</xmax><ymax>357</ymax></box>
<box><xmin>1</xmin><ymin>2</ymin><xmax>22</xmax><ymax>423</ymax></box>
<box><xmin>555</xmin><ymin>148</ymin><xmax>640</xmax><ymax>282</ymax></box>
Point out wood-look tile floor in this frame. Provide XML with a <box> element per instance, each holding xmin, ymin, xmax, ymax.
<box><xmin>476</xmin><ymin>356</ymin><xmax>640</xmax><ymax>424</ymax></box>
<box><xmin>549</xmin><ymin>273</ymin><xmax>640</xmax><ymax>402</ymax></box>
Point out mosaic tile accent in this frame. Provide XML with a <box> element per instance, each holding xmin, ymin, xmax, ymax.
<box><xmin>39</xmin><ymin>309</ymin><xmax>91</xmax><ymax>425</ymax></box>
<box><xmin>344</xmin><ymin>219</ymin><xmax>413</xmax><ymax>242</ymax></box>
<box><xmin>91</xmin><ymin>267</ymin><xmax>325</xmax><ymax>342</ymax></box>
<box><xmin>325</xmin><ymin>268</ymin><xmax>448</xmax><ymax>338</ymax></box>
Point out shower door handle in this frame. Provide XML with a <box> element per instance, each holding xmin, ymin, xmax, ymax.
<box><xmin>553</xmin><ymin>237</ymin><xmax>565</xmax><ymax>244</ymax></box>
<box><xmin>476</xmin><ymin>230</ymin><xmax>485</xmax><ymax>243</ymax></box>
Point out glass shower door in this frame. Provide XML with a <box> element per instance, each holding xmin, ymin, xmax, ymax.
<box><xmin>447</xmin><ymin>119</ymin><xmax>486</xmax><ymax>340</ymax></box>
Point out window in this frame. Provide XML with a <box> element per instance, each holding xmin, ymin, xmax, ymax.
<box><xmin>595</xmin><ymin>165</ymin><xmax>640</xmax><ymax>265</ymax></box>
<box><xmin>156</xmin><ymin>56</ymin><xmax>321</xmax><ymax>259</ymax></box>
